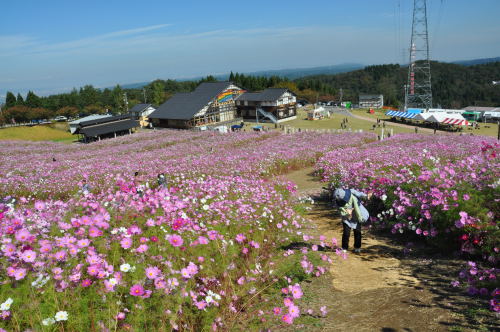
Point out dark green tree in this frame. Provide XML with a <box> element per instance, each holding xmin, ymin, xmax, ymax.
<box><xmin>25</xmin><ymin>91</ymin><xmax>41</xmax><ymax>108</ymax></box>
<box><xmin>16</xmin><ymin>93</ymin><xmax>24</xmax><ymax>105</ymax></box>
<box><xmin>5</xmin><ymin>92</ymin><xmax>16</xmax><ymax>108</ymax></box>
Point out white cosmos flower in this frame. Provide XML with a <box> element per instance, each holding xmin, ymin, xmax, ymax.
<box><xmin>42</xmin><ymin>317</ymin><xmax>56</xmax><ymax>326</ymax></box>
<box><xmin>54</xmin><ymin>311</ymin><xmax>68</xmax><ymax>321</ymax></box>
<box><xmin>109</xmin><ymin>278</ymin><xmax>118</xmax><ymax>286</ymax></box>
<box><xmin>120</xmin><ymin>263</ymin><xmax>131</xmax><ymax>272</ymax></box>
<box><xmin>202</xmin><ymin>204</ymin><xmax>209</xmax><ymax>211</ymax></box>
<box><xmin>0</xmin><ymin>298</ymin><xmax>13</xmax><ymax>311</ymax></box>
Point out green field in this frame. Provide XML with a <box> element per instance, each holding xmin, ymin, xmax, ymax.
<box><xmin>0</xmin><ymin>123</ymin><xmax>75</xmax><ymax>143</ymax></box>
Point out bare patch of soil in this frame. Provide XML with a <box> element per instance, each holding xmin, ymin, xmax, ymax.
<box><xmin>278</xmin><ymin>167</ymin><xmax>498</xmax><ymax>332</ymax></box>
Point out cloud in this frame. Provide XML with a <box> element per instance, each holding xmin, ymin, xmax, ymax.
<box><xmin>0</xmin><ymin>23</ymin><xmax>172</xmax><ymax>57</ymax></box>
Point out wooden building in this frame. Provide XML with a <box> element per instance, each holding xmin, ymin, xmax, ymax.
<box><xmin>74</xmin><ymin>115</ymin><xmax>139</xmax><ymax>143</ymax></box>
<box><xmin>235</xmin><ymin>88</ymin><xmax>297</xmax><ymax>123</ymax></box>
<box><xmin>148</xmin><ymin>82</ymin><xmax>244</xmax><ymax>129</ymax></box>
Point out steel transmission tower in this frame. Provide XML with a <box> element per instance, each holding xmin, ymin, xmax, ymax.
<box><xmin>405</xmin><ymin>0</ymin><xmax>432</xmax><ymax>110</ymax></box>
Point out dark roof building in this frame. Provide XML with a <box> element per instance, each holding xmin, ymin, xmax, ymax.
<box><xmin>148</xmin><ymin>82</ymin><xmax>244</xmax><ymax>129</ymax></box>
<box><xmin>235</xmin><ymin>88</ymin><xmax>297</xmax><ymax>123</ymax></box>
<box><xmin>74</xmin><ymin>115</ymin><xmax>139</xmax><ymax>142</ymax></box>
<box><xmin>129</xmin><ymin>103</ymin><xmax>156</xmax><ymax>117</ymax></box>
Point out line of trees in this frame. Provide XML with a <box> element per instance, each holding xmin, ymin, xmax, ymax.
<box><xmin>295</xmin><ymin>61</ymin><xmax>500</xmax><ymax>108</ymax></box>
<box><xmin>3</xmin><ymin>60</ymin><xmax>497</xmax><ymax>125</ymax></box>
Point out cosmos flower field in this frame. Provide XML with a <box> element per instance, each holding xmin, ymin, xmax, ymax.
<box><xmin>1</xmin><ymin>129</ymin><xmax>498</xmax><ymax>331</ymax></box>
<box><xmin>0</xmin><ymin>130</ymin><xmax>374</xmax><ymax>331</ymax></box>
<box><xmin>316</xmin><ymin>134</ymin><xmax>500</xmax><ymax>312</ymax></box>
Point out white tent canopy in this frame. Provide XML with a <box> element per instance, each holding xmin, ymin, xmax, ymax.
<box><xmin>426</xmin><ymin>113</ymin><xmax>449</xmax><ymax>123</ymax></box>
<box><xmin>413</xmin><ymin>113</ymin><xmax>432</xmax><ymax>121</ymax></box>
<box><xmin>426</xmin><ymin>113</ymin><xmax>470</xmax><ymax>126</ymax></box>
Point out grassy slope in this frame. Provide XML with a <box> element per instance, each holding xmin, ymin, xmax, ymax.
<box><xmin>0</xmin><ymin>124</ymin><xmax>75</xmax><ymax>143</ymax></box>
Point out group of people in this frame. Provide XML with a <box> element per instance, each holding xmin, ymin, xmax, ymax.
<box><xmin>340</xmin><ymin>117</ymin><xmax>349</xmax><ymax>129</ymax></box>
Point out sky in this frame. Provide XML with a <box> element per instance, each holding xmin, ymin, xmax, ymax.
<box><xmin>1</xmin><ymin>0</ymin><xmax>500</xmax><ymax>100</ymax></box>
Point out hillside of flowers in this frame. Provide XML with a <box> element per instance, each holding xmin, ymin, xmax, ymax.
<box><xmin>0</xmin><ymin>130</ymin><xmax>375</xmax><ymax>331</ymax></box>
<box><xmin>316</xmin><ymin>134</ymin><xmax>499</xmax><ymax>312</ymax></box>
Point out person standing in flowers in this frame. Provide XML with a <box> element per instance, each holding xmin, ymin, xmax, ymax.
<box><xmin>81</xmin><ymin>179</ymin><xmax>91</xmax><ymax>195</ymax></box>
<box><xmin>134</xmin><ymin>171</ymin><xmax>146</xmax><ymax>198</ymax></box>
<box><xmin>334</xmin><ymin>188</ymin><xmax>371</xmax><ymax>253</ymax></box>
<box><xmin>157</xmin><ymin>173</ymin><xmax>167</xmax><ymax>189</ymax></box>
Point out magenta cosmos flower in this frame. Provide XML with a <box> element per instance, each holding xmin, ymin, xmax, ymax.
<box><xmin>129</xmin><ymin>284</ymin><xmax>145</xmax><ymax>297</ymax></box>
<box><xmin>169</xmin><ymin>235</ymin><xmax>183</xmax><ymax>247</ymax></box>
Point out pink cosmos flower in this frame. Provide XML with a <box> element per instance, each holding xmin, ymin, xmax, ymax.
<box><xmin>120</xmin><ymin>237</ymin><xmax>133</xmax><ymax>249</ymax></box>
<box><xmin>87</xmin><ymin>265</ymin><xmax>100</xmax><ymax>276</ymax></box>
<box><xmin>291</xmin><ymin>284</ymin><xmax>303</xmax><ymax>299</ymax></box>
<box><xmin>129</xmin><ymin>284</ymin><xmax>145</xmax><ymax>297</ymax></box>
<box><xmin>281</xmin><ymin>314</ymin><xmax>293</xmax><ymax>324</ymax></box>
<box><xmin>54</xmin><ymin>250</ymin><xmax>67</xmax><ymax>261</ymax></box>
<box><xmin>145</xmin><ymin>266</ymin><xmax>161</xmax><ymax>280</ymax></box>
<box><xmin>15</xmin><ymin>229</ymin><xmax>31</xmax><ymax>242</ymax></box>
<box><xmin>20</xmin><ymin>250</ymin><xmax>37</xmax><ymax>263</ymax></box>
<box><xmin>273</xmin><ymin>307</ymin><xmax>282</xmax><ymax>315</ymax></box>
<box><xmin>77</xmin><ymin>239</ymin><xmax>90</xmax><ymax>248</ymax></box>
<box><xmin>198</xmin><ymin>236</ymin><xmax>209</xmax><ymax>244</ymax></box>
<box><xmin>34</xmin><ymin>201</ymin><xmax>46</xmax><ymax>211</ymax></box>
<box><xmin>195</xmin><ymin>301</ymin><xmax>207</xmax><ymax>310</ymax></box>
<box><xmin>3</xmin><ymin>244</ymin><xmax>16</xmax><ymax>257</ymax></box>
<box><xmin>116</xmin><ymin>312</ymin><xmax>126</xmax><ymax>320</ymax></box>
<box><xmin>88</xmin><ymin>227</ymin><xmax>102</xmax><ymax>238</ymax></box>
<box><xmin>14</xmin><ymin>268</ymin><xmax>27</xmax><ymax>280</ymax></box>
<box><xmin>283</xmin><ymin>297</ymin><xmax>293</xmax><ymax>307</ymax></box>
<box><xmin>235</xmin><ymin>234</ymin><xmax>246</xmax><ymax>243</ymax></box>
<box><xmin>136</xmin><ymin>244</ymin><xmax>149</xmax><ymax>253</ymax></box>
<box><xmin>81</xmin><ymin>279</ymin><xmax>92</xmax><ymax>287</ymax></box>
<box><xmin>250</xmin><ymin>241</ymin><xmax>260</xmax><ymax>248</ymax></box>
<box><xmin>154</xmin><ymin>278</ymin><xmax>166</xmax><ymax>289</ymax></box>
<box><xmin>169</xmin><ymin>235</ymin><xmax>183</xmax><ymax>247</ymax></box>
<box><xmin>288</xmin><ymin>304</ymin><xmax>300</xmax><ymax>318</ymax></box>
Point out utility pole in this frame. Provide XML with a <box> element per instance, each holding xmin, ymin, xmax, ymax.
<box><xmin>339</xmin><ymin>88</ymin><xmax>343</xmax><ymax>104</ymax></box>
<box><xmin>405</xmin><ymin>0</ymin><xmax>432</xmax><ymax>110</ymax></box>
<box><xmin>143</xmin><ymin>88</ymin><xmax>147</xmax><ymax>103</ymax></box>
<box><xmin>123</xmin><ymin>93</ymin><xmax>129</xmax><ymax>113</ymax></box>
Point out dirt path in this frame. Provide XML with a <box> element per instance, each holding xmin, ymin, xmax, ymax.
<box><xmin>282</xmin><ymin>167</ymin><xmax>495</xmax><ymax>332</ymax></box>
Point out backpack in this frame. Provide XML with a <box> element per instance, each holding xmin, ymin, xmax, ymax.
<box><xmin>341</xmin><ymin>189</ymin><xmax>370</xmax><ymax>223</ymax></box>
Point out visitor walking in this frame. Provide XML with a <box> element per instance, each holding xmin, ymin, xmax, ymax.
<box><xmin>334</xmin><ymin>188</ymin><xmax>371</xmax><ymax>253</ymax></box>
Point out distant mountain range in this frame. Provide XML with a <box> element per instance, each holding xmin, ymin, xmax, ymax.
<box><xmin>118</xmin><ymin>63</ymin><xmax>365</xmax><ymax>90</ymax></box>
<box><xmin>451</xmin><ymin>57</ymin><xmax>500</xmax><ymax>66</ymax></box>
<box><xmin>1</xmin><ymin>57</ymin><xmax>499</xmax><ymax>104</ymax></box>
<box><xmin>117</xmin><ymin>57</ymin><xmax>500</xmax><ymax>90</ymax></box>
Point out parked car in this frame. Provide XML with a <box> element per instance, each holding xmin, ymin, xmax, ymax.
<box><xmin>54</xmin><ymin>116</ymin><xmax>68</xmax><ymax>122</ymax></box>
